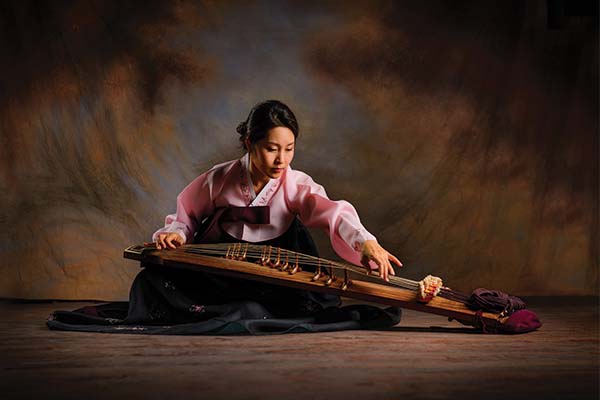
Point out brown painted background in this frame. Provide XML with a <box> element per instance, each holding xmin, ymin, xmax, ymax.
<box><xmin>0</xmin><ymin>0</ymin><xmax>597</xmax><ymax>300</ymax></box>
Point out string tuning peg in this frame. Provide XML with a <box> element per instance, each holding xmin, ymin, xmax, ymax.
<box><xmin>272</xmin><ymin>247</ymin><xmax>281</xmax><ymax>269</ymax></box>
<box><xmin>289</xmin><ymin>253</ymin><xmax>299</xmax><ymax>275</ymax></box>
<box><xmin>233</xmin><ymin>243</ymin><xmax>241</xmax><ymax>260</ymax></box>
<box><xmin>279</xmin><ymin>250</ymin><xmax>290</xmax><ymax>271</ymax></box>
<box><xmin>241</xmin><ymin>243</ymin><xmax>249</xmax><ymax>261</ymax></box>
<box><xmin>341</xmin><ymin>269</ymin><xmax>351</xmax><ymax>291</ymax></box>
<box><xmin>265</xmin><ymin>245</ymin><xmax>273</xmax><ymax>267</ymax></box>
<box><xmin>258</xmin><ymin>246</ymin><xmax>267</xmax><ymax>265</ymax></box>
<box><xmin>312</xmin><ymin>260</ymin><xmax>322</xmax><ymax>281</ymax></box>
<box><xmin>325</xmin><ymin>264</ymin><xmax>336</xmax><ymax>286</ymax></box>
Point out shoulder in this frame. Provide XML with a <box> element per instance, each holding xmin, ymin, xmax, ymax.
<box><xmin>182</xmin><ymin>158</ymin><xmax>239</xmax><ymax>194</ymax></box>
<box><xmin>286</xmin><ymin>167</ymin><xmax>317</xmax><ymax>186</ymax></box>
<box><xmin>283</xmin><ymin>167</ymin><xmax>327</xmax><ymax>199</ymax></box>
<box><xmin>204</xmin><ymin>158</ymin><xmax>239</xmax><ymax>181</ymax></box>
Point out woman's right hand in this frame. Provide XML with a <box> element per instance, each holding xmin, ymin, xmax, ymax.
<box><xmin>156</xmin><ymin>233</ymin><xmax>184</xmax><ymax>250</ymax></box>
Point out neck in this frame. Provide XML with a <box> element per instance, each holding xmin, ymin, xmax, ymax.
<box><xmin>248</xmin><ymin>158</ymin><xmax>270</xmax><ymax>193</ymax></box>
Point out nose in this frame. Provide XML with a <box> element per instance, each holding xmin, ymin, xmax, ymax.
<box><xmin>275</xmin><ymin>151</ymin><xmax>284</xmax><ymax>165</ymax></box>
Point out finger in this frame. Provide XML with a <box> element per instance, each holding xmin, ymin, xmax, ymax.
<box><xmin>159</xmin><ymin>235</ymin><xmax>168</xmax><ymax>250</ymax></box>
<box><xmin>166</xmin><ymin>236</ymin><xmax>177</xmax><ymax>249</ymax></box>
<box><xmin>163</xmin><ymin>236</ymin><xmax>171</xmax><ymax>249</ymax></box>
<box><xmin>369</xmin><ymin>257</ymin><xmax>383</xmax><ymax>278</ymax></box>
<box><xmin>173</xmin><ymin>235</ymin><xmax>183</xmax><ymax>248</ymax></box>
<box><xmin>385</xmin><ymin>256</ymin><xmax>395</xmax><ymax>276</ymax></box>
<box><xmin>361</xmin><ymin>257</ymin><xmax>371</xmax><ymax>275</ymax></box>
<box><xmin>386</xmin><ymin>262</ymin><xmax>392</xmax><ymax>281</ymax></box>
<box><xmin>378</xmin><ymin>258</ymin><xmax>388</xmax><ymax>281</ymax></box>
<box><xmin>384</xmin><ymin>260</ymin><xmax>394</xmax><ymax>281</ymax></box>
<box><xmin>389</xmin><ymin>254</ymin><xmax>403</xmax><ymax>268</ymax></box>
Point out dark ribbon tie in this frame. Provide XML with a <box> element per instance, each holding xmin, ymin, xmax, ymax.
<box><xmin>194</xmin><ymin>206</ymin><xmax>270</xmax><ymax>244</ymax></box>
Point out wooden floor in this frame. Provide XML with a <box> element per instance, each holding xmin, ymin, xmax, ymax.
<box><xmin>1</xmin><ymin>297</ymin><xmax>598</xmax><ymax>400</ymax></box>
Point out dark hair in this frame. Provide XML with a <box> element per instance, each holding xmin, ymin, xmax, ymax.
<box><xmin>237</xmin><ymin>100</ymin><xmax>299</xmax><ymax>150</ymax></box>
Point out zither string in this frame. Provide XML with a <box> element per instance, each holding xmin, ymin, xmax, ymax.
<box><xmin>170</xmin><ymin>243</ymin><xmax>469</xmax><ymax>304</ymax></box>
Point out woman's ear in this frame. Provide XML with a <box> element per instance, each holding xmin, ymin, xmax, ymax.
<box><xmin>244</xmin><ymin>138</ymin><xmax>252</xmax><ymax>151</ymax></box>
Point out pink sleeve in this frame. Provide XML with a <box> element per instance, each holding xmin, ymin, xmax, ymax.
<box><xmin>288</xmin><ymin>172</ymin><xmax>377</xmax><ymax>266</ymax></box>
<box><xmin>151</xmin><ymin>172</ymin><xmax>215</xmax><ymax>244</ymax></box>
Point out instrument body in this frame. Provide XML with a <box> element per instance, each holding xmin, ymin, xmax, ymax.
<box><xmin>124</xmin><ymin>244</ymin><xmax>508</xmax><ymax>330</ymax></box>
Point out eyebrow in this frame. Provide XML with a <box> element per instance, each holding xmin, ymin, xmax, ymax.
<box><xmin>266</xmin><ymin>141</ymin><xmax>295</xmax><ymax>147</ymax></box>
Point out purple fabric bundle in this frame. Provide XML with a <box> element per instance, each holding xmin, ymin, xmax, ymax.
<box><xmin>468</xmin><ymin>288</ymin><xmax>542</xmax><ymax>334</ymax></box>
<box><xmin>497</xmin><ymin>309</ymin><xmax>542</xmax><ymax>334</ymax></box>
<box><xmin>467</xmin><ymin>288</ymin><xmax>527</xmax><ymax>314</ymax></box>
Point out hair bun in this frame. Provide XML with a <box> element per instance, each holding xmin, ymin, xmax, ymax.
<box><xmin>236</xmin><ymin>121</ymin><xmax>247</xmax><ymax>136</ymax></box>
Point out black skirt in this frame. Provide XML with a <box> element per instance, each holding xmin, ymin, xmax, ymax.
<box><xmin>47</xmin><ymin>219</ymin><xmax>401</xmax><ymax>335</ymax></box>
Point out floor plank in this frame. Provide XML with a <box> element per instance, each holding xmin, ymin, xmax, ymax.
<box><xmin>1</xmin><ymin>297</ymin><xmax>598</xmax><ymax>400</ymax></box>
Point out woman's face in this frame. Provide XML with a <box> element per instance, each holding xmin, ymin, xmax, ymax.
<box><xmin>248</xmin><ymin>126</ymin><xmax>295</xmax><ymax>181</ymax></box>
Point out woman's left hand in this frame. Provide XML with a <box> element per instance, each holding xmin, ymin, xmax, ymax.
<box><xmin>360</xmin><ymin>240</ymin><xmax>403</xmax><ymax>282</ymax></box>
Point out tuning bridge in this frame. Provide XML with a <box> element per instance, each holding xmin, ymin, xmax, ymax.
<box><xmin>265</xmin><ymin>246</ymin><xmax>273</xmax><ymax>266</ymax></box>
<box><xmin>312</xmin><ymin>259</ymin><xmax>322</xmax><ymax>281</ymax></box>
<box><xmin>241</xmin><ymin>243</ymin><xmax>248</xmax><ymax>260</ymax></box>
<box><xmin>289</xmin><ymin>253</ymin><xmax>300</xmax><ymax>274</ymax></box>
<box><xmin>324</xmin><ymin>264</ymin><xmax>336</xmax><ymax>286</ymax></box>
<box><xmin>258</xmin><ymin>245</ymin><xmax>271</xmax><ymax>266</ymax></box>
<box><xmin>233</xmin><ymin>243</ymin><xmax>241</xmax><ymax>260</ymax></box>
<box><xmin>271</xmin><ymin>248</ymin><xmax>281</xmax><ymax>269</ymax></box>
<box><xmin>279</xmin><ymin>250</ymin><xmax>290</xmax><ymax>271</ymax></box>
<box><xmin>225</xmin><ymin>243</ymin><xmax>248</xmax><ymax>260</ymax></box>
<box><xmin>341</xmin><ymin>269</ymin><xmax>351</xmax><ymax>291</ymax></box>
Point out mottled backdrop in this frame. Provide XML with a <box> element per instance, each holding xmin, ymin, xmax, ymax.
<box><xmin>0</xmin><ymin>0</ymin><xmax>597</xmax><ymax>300</ymax></box>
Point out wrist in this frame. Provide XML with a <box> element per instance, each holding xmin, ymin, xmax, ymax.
<box><xmin>359</xmin><ymin>239</ymin><xmax>378</xmax><ymax>252</ymax></box>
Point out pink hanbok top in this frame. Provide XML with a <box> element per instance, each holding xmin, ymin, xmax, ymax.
<box><xmin>152</xmin><ymin>153</ymin><xmax>377</xmax><ymax>266</ymax></box>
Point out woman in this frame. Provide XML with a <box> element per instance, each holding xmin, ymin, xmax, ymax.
<box><xmin>154</xmin><ymin>100</ymin><xmax>402</xmax><ymax>281</ymax></box>
<box><xmin>47</xmin><ymin>100</ymin><xmax>404</xmax><ymax>335</ymax></box>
